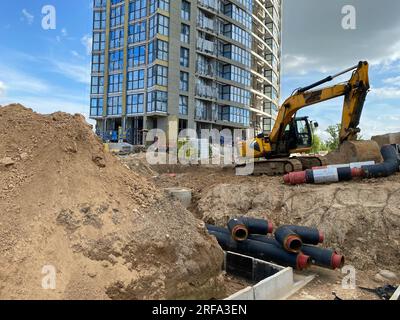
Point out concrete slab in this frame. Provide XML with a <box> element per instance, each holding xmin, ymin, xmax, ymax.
<box><xmin>390</xmin><ymin>286</ymin><xmax>400</xmax><ymax>300</ymax></box>
<box><xmin>224</xmin><ymin>251</ymin><xmax>316</xmax><ymax>300</ymax></box>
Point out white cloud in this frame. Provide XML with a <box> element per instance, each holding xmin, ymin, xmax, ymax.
<box><xmin>50</xmin><ymin>60</ymin><xmax>91</xmax><ymax>84</ymax></box>
<box><xmin>382</xmin><ymin>76</ymin><xmax>400</xmax><ymax>86</ymax></box>
<box><xmin>21</xmin><ymin>9</ymin><xmax>34</xmax><ymax>25</ymax></box>
<box><xmin>61</xmin><ymin>28</ymin><xmax>68</xmax><ymax>37</ymax></box>
<box><xmin>370</xmin><ymin>87</ymin><xmax>400</xmax><ymax>99</ymax></box>
<box><xmin>81</xmin><ymin>34</ymin><xmax>92</xmax><ymax>56</ymax></box>
<box><xmin>0</xmin><ymin>64</ymin><xmax>50</xmax><ymax>95</ymax></box>
<box><xmin>70</xmin><ymin>50</ymin><xmax>80</xmax><ymax>58</ymax></box>
<box><xmin>0</xmin><ymin>81</ymin><xmax>5</xmax><ymax>96</ymax></box>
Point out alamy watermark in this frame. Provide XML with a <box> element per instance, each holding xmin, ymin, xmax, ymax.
<box><xmin>342</xmin><ymin>5</ymin><xmax>356</xmax><ymax>30</ymax></box>
<box><xmin>42</xmin><ymin>265</ymin><xmax>56</xmax><ymax>290</ymax></box>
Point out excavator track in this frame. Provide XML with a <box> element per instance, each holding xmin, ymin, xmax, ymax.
<box><xmin>236</xmin><ymin>158</ymin><xmax>303</xmax><ymax>176</ymax></box>
<box><xmin>292</xmin><ymin>156</ymin><xmax>328</xmax><ymax>170</ymax></box>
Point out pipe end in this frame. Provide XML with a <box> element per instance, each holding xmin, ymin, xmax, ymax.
<box><xmin>297</xmin><ymin>253</ymin><xmax>311</xmax><ymax>270</ymax></box>
<box><xmin>232</xmin><ymin>224</ymin><xmax>248</xmax><ymax>241</ymax></box>
<box><xmin>331</xmin><ymin>252</ymin><xmax>345</xmax><ymax>269</ymax></box>
<box><xmin>267</xmin><ymin>221</ymin><xmax>274</xmax><ymax>234</ymax></box>
<box><xmin>284</xmin><ymin>171</ymin><xmax>307</xmax><ymax>185</ymax></box>
<box><xmin>286</xmin><ymin>235</ymin><xmax>303</xmax><ymax>253</ymax></box>
<box><xmin>319</xmin><ymin>231</ymin><xmax>325</xmax><ymax>243</ymax></box>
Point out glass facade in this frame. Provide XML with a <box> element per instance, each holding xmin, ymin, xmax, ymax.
<box><xmin>90</xmin><ymin>0</ymin><xmax>282</xmax><ymax>139</ymax></box>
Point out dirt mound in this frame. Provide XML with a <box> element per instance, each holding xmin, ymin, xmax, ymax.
<box><xmin>198</xmin><ymin>176</ymin><xmax>400</xmax><ymax>271</ymax></box>
<box><xmin>120</xmin><ymin>153</ymin><xmax>157</xmax><ymax>178</ymax></box>
<box><xmin>324</xmin><ymin>140</ymin><xmax>383</xmax><ymax>165</ymax></box>
<box><xmin>0</xmin><ymin>104</ymin><xmax>224</xmax><ymax>300</ymax></box>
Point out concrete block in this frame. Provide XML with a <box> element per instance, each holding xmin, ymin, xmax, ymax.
<box><xmin>253</xmin><ymin>267</ymin><xmax>294</xmax><ymax>300</ymax></box>
<box><xmin>225</xmin><ymin>286</ymin><xmax>254</xmax><ymax>300</ymax></box>
<box><xmin>372</xmin><ymin>132</ymin><xmax>400</xmax><ymax>147</ymax></box>
<box><xmin>164</xmin><ymin>187</ymin><xmax>192</xmax><ymax>208</ymax></box>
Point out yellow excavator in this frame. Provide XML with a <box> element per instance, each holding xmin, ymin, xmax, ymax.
<box><xmin>239</xmin><ymin>61</ymin><xmax>381</xmax><ymax>175</ymax></box>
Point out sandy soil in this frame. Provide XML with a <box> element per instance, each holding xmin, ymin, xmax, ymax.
<box><xmin>0</xmin><ymin>104</ymin><xmax>225</xmax><ymax>300</ymax></box>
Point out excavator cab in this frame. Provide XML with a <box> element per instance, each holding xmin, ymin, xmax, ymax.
<box><xmin>281</xmin><ymin>117</ymin><xmax>313</xmax><ymax>153</ymax></box>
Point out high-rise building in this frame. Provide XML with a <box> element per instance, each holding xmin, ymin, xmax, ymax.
<box><xmin>90</xmin><ymin>0</ymin><xmax>282</xmax><ymax>145</ymax></box>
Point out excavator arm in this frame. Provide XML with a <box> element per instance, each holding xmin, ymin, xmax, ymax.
<box><xmin>269</xmin><ymin>61</ymin><xmax>370</xmax><ymax>146</ymax></box>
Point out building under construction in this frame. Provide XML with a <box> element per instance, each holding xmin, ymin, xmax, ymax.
<box><xmin>89</xmin><ymin>0</ymin><xmax>282</xmax><ymax>144</ymax></box>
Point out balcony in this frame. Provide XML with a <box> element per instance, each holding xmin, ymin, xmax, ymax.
<box><xmin>198</xmin><ymin>0</ymin><xmax>220</xmax><ymax>12</ymax></box>
<box><xmin>197</xmin><ymin>38</ymin><xmax>217</xmax><ymax>56</ymax></box>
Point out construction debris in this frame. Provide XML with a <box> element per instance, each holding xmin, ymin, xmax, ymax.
<box><xmin>0</xmin><ymin>104</ymin><xmax>225</xmax><ymax>300</ymax></box>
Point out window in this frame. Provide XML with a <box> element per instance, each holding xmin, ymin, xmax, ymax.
<box><xmin>223</xmin><ymin>24</ymin><xmax>251</xmax><ymax>48</ymax></box>
<box><xmin>90</xmin><ymin>98</ymin><xmax>103</xmax><ymax>116</ymax></box>
<box><xmin>180</xmin><ymin>24</ymin><xmax>190</xmax><ymax>43</ymax></box>
<box><xmin>108</xmin><ymin>73</ymin><xmax>124</xmax><ymax>93</ymax></box>
<box><xmin>93</xmin><ymin>32</ymin><xmax>106</xmax><ymax>51</ymax></box>
<box><xmin>128</xmin><ymin>45</ymin><xmax>146</xmax><ymax>67</ymax></box>
<box><xmin>127</xmin><ymin>94</ymin><xmax>144</xmax><ymax>114</ymax></box>
<box><xmin>149</xmin><ymin>0</ymin><xmax>170</xmax><ymax>14</ymax></box>
<box><xmin>224</xmin><ymin>3</ymin><xmax>252</xmax><ymax>30</ymax></box>
<box><xmin>94</xmin><ymin>0</ymin><xmax>106</xmax><ymax>9</ymax></box>
<box><xmin>110</xmin><ymin>5</ymin><xmax>125</xmax><ymax>27</ymax></box>
<box><xmin>181</xmin><ymin>1</ymin><xmax>191</xmax><ymax>21</ymax></box>
<box><xmin>148</xmin><ymin>39</ymin><xmax>169</xmax><ymax>63</ymax></box>
<box><xmin>147</xmin><ymin>91</ymin><xmax>168</xmax><ymax>112</ymax></box>
<box><xmin>147</xmin><ymin>65</ymin><xmax>168</xmax><ymax>87</ymax></box>
<box><xmin>92</xmin><ymin>54</ymin><xmax>105</xmax><ymax>73</ymax></box>
<box><xmin>127</xmin><ymin>70</ymin><xmax>145</xmax><ymax>90</ymax></box>
<box><xmin>109</xmin><ymin>28</ymin><xmax>124</xmax><ymax>49</ymax></box>
<box><xmin>221</xmin><ymin>64</ymin><xmax>251</xmax><ymax>86</ymax></box>
<box><xmin>91</xmin><ymin>76</ymin><xmax>104</xmax><ymax>94</ymax></box>
<box><xmin>180</xmin><ymin>71</ymin><xmax>189</xmax><ymax>91</ymax></box>
<box><xmin>109</xmin><ymin>50</ymin><xmax>124</xmax><ymax>71</ymax></box>
<box><xmin>93</xmin><ymin>11</ymin><xmax>106</xmax><ymax>30</ymax></box>
<box><xmin>129</xmin><ymin>0</ymin><xmax>147</xmax><ymax>21</ymax></box>
<box><xmin>107</xmin><ymin>96</ymin><xmax>122</xmax><ymax>115</ymax></box>
<box><xmin>222</xmin><ymin>44</ymin><xmax>251</xmax><ymax>67</ymax></box>
<box><xmin>128</xmin><ymin>21</ymin><xmax>147</xmax><ymax>43</ymax></box>
<box><xmin>149</xmin><ymin>14</ymin><xmax>169</xmax><ymax>38</ymax></box>
<box><xmin>179</xmin><ymin>95</ymin><xmax>188</xmax><ymax>115</ymax></box>
<box><xmin>220</xmin><ymin>106</ymin><xmax>250</xmax><ymax>126</ymax></box>
<box><xmin>221</xmin><ymin>85</ymin><xmax>251</xmax><ymax>105</ymax></box>
<box><xmin>180</xmin><ymin>47</ymin><xmax>189</xmax><ymax>67</ymax></box>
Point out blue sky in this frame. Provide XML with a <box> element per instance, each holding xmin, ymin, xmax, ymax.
<box><xmin>0</xmin><ymin>1</ymin><xmax>399</xmax><ymax>140</ymax></box>
<box><xmin>0</xmin><ymin>1</ymin><xmax>93</xmax><ymax>119</ymax></box>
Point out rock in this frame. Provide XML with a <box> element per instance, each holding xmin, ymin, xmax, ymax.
<box><xmin>0</xmin><ymin>157</ymin><xmax>15</xmax><ymax>167</ymax></box>
<box><xmin>379</xmin><ymin>270</ymin><xmax>398</xmax><ymax>281</ymax></box>
<box><xmin>373</xmin><ymin>274</ymin><xmax>386</xmax><ymax>283</ymax></box>
<box><xmin>19</xmin><ymin>153</ymin><xmax>29</xmax><ymax>160</ymax></box>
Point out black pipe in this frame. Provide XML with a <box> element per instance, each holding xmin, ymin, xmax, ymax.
<box><xmin>297</xmin><ymin>76</ymin><xmax>333</xmax><ymax>93</ymax></box>
<box><xmin>227</xmin><ymin>217</ymin><xmax>273</xmax><ymax>241</ymax></box>
<box><xmin>362</xmin><ymin>145</ymin><xmax>400</xmax><ymax>178</ymax></box>
<box><xmin>208</xmin><ymin>229</ymin><xmax>310</xmax><ymax>270</ymax></box>
<box><xmin>301</xmin><ymin>245</ymin><xmax>344</xmax><ymax>270</ymax></box>
<box><xmin>274</xmin><ymin>226</ymin><xmax>303</xmax><ymax>253</ymax></box>
<box><xmin>206</xmin><ymin>225</ymin><xmax>344</xmax><ymax>270</ymax></box>
<box><xmin>281</xmin><ymin>225</ymin><xmax>324</xmax><ymax>245</ymax></box>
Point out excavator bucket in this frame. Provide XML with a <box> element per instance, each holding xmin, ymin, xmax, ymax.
<box><xmin>324</xmin><ymin>140</ymin><xmax>383</xmax><ymax>165</ymax></box>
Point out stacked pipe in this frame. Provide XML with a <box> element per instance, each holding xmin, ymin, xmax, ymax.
<box><xmin>284</xmin><ymin>145</ymin><xmax>400</xmax><ymax>185</ymax></box>
<box><xmin>207</xmin><ymin>218</ymin><xmax>344</xmax><ymax>271</ymax></box>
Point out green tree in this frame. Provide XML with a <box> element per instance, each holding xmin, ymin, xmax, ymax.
<box><xmin>325</xmin><ymin>123</ymin><xmax>341</xmax><ymax>151</ymax></box>
<box><xmin>311</xmin><ymin>133</ymin><xmax>328</xmax><ymax>153</ymax></box>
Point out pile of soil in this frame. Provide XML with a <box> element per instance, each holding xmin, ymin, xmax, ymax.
<box><xmin>0</xmin><ymin>104</ymin><xmax>224</xmax><ymax>300</ymax></box>
<box><xmin>197</xmin><ymin>175</ymin><xmax>400</xmax><ymax>271</ymax></box>
<box><xmin>119</xmin><ymin>153</ymin><xmax>157</xmax><ymax>178</ymax></box>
